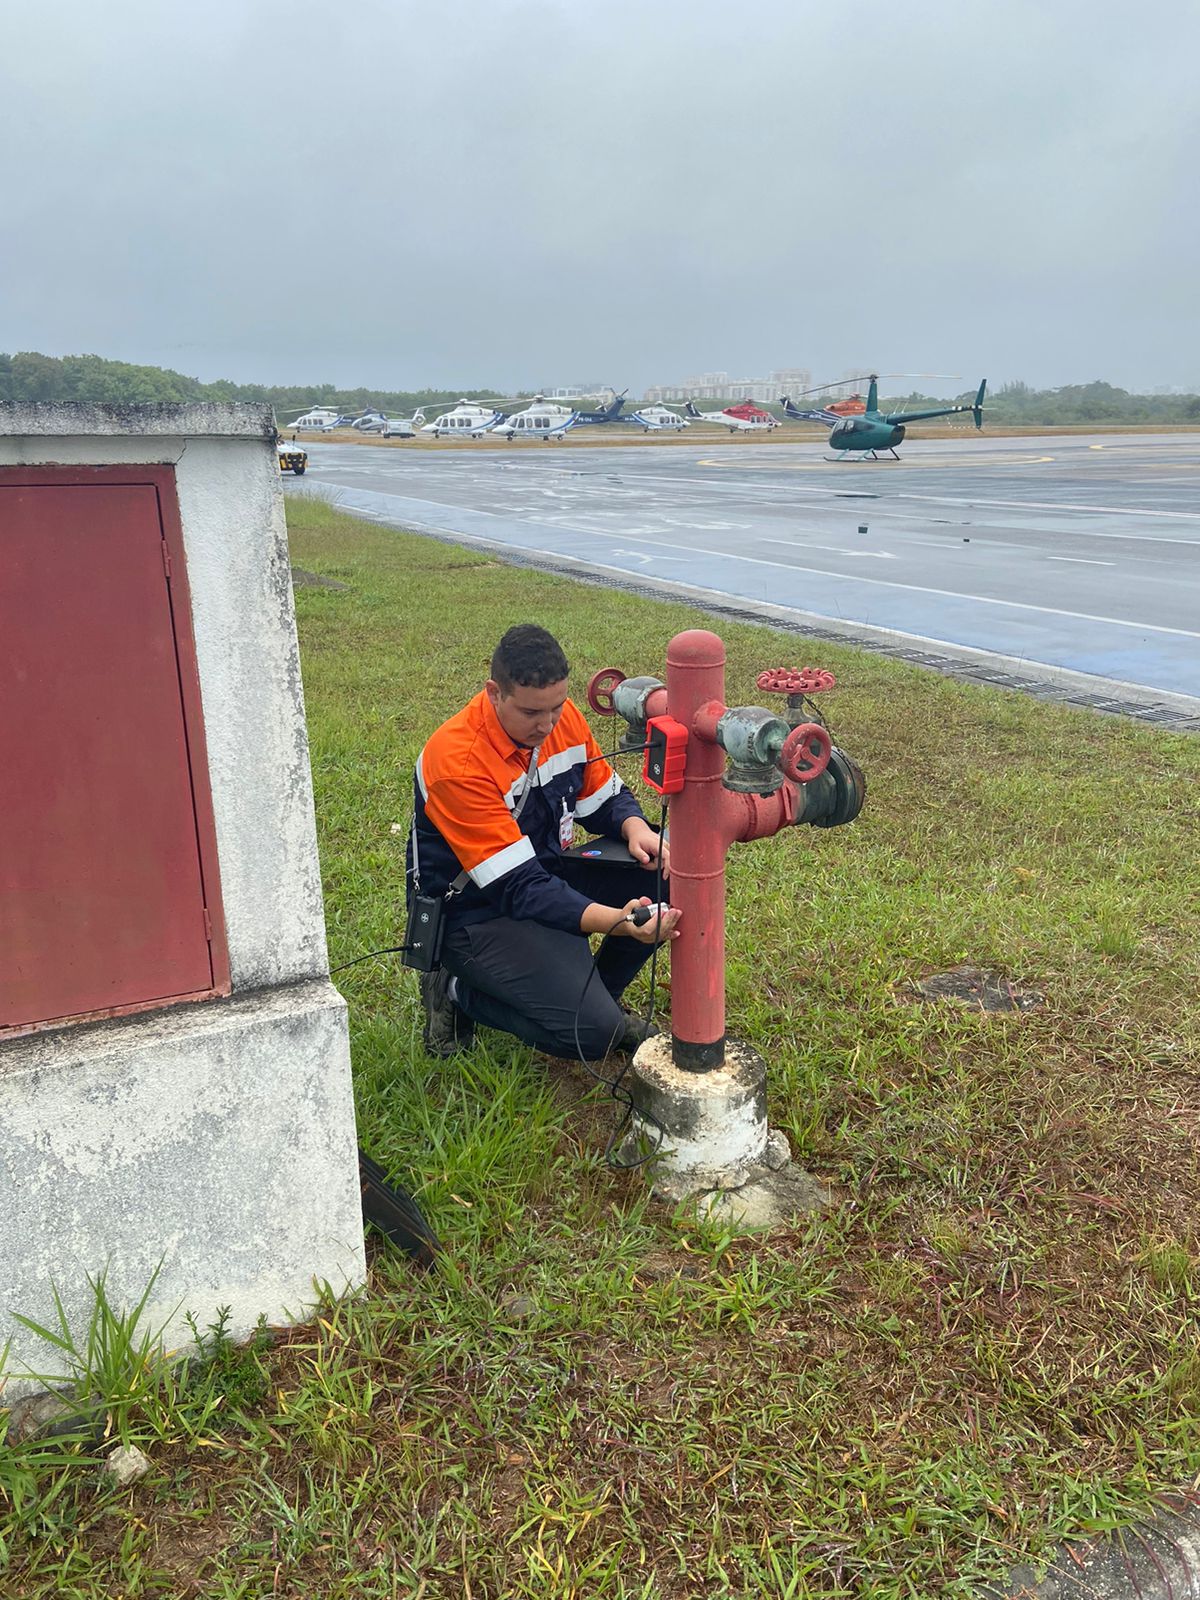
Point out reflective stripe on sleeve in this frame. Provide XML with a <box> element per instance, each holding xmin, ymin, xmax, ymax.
<box><xmin>576</xmin><ymin>773</ymin><xmax>624</xmax><ymax>817</ymax></box>
<box><xmin>416</xmin><ymin>751</ymin><xmax>429</xmax><ymax>800</ymax></box>
<box><xmin>502</xmin><ymin>742</ymin><xmax>589</xmax><ymax>809</ymax></box>
<box><xmin>536</xmin><ymin>743</ymin><xmax>587</xmax><ymax>785</ymax></box>
<box><xmin>470</xmin><ymin>835</ymin><xmax>538</xmax><ymax>887</ymax></box>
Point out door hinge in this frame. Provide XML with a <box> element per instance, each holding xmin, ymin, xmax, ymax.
<box><xmin>161</xmin><ymin>541</ymin><xmax>172</xmax><ymax>579</ymax></box>
<box><xmin>203</xmin><ymin>906</ymin><xmax>213</xmax><ymax>940</ymax></box>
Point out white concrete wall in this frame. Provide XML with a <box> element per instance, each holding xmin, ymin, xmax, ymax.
<box><xmin>0</xmin><ymin>983</ymin><xmax>363</xmax><ymax>1395</ymax></box>
<box><xmin>0</xmin><ymin>406</ymin><xmax>366</xmax><ymax>1400</ymax></box>
<box><xmin>0</xmin><ymin>405</ymin><xmax>327</xmax><ymax>987</ymax></box>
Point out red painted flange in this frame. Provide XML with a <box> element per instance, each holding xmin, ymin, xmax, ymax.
<box><xmin>780</xmin><ymin>722</ymin><xmax>832</xmax><ymax>784</ymax></box>
<box><xmin>756</xmin><ymin>667</ymin><xmax>837</xmax><ymax>695</ymax></box>
<box><xmin>587</xmin><ymin>667</ymin><xmax>626</xmax><ymax>715</ymax></box>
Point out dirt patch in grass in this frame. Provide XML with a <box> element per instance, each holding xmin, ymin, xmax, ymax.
<box><xmin>291</xmin><ymin>565</ymin><xmax>349</xmax><ymax>590</ymax></box>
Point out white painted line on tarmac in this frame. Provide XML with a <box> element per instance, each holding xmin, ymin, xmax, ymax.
<box><xmin>1047</xmin><ymin>556</ymin><xmax>1115</xmax><ymax>566</ymax></box>
<box><xmin>585</xmin><ymin>528</ymin><xmax>1200</xmax><ymax>639</ymax></box>
<box><xmin>555</xmin><ymin>469</ymin><xmax>1200</xmax><ymax>542</ymax></box>
<box><xmin>306</xmin><ymin>478</ymin><xmax>1200</xmax><ymax>641</ymax></box>
<box><xmin>762</xmin><ymin>538</ymin><xmax>898</xmax><ymax>560</ymax></box>
<box><xmin>897</xmin><ymin>491</ymin><xmax>1200</xmax><ymax>524</ymax></box>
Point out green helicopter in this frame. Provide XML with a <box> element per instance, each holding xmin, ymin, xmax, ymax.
<box><xmin>780</xmin><ymin>375</ymin><xmax>987</xmax><ymax>459</ymax></box>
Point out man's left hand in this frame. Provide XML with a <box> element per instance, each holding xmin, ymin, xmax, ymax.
<box><xmin>622</xmin><ymin>817</ymin><xmax>670</xmax><ymax>876</ymax></box>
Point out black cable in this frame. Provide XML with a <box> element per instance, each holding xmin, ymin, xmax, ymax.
<box><xmin>569</xmin><ymin>800</ymin><xmax>671</xmax><ymax>1171</ymax></box>
<box><xmin>331</xmin><ymin>944</ymin><xmax>411</xmax><ymax>975</ymax></box>
<box><xmin>602</xmin><ymin>800</ymin><xmax>669</xmax><ymax>1168</ymax></box>
<box><xmin>570</xmin><ymin>928</ymin><xmax>668</xmax><ymax>1172</ymax></box>
<box><xmin>580</xmin><ymin>739</ymin><xmax>651</xmax><ymax>768</ymax></box>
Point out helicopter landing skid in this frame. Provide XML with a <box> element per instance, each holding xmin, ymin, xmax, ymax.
<box><xmin>824</xmin><ymin>451</ymin><xmax>902</xmax><ymax>462</ymax></box>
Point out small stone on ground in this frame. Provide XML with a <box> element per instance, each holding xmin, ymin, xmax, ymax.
<box><xmin>103</xmin><ymin>1444</ymin><xmax>151</xmax><ymax>1487</ymax></box>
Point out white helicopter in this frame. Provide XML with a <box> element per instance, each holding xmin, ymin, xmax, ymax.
<box><xmin>490</xmin><ymin>396</ymin><xmax>580</xmax><ymax>442</ymax></box>
<box><xmin>281</xmin><ymin>406</ymin><xmax>343</xmax><ymax>431</ymax></box>
<box><xmin>628</xmin><ymin>404</ymin><xmax>691</xmax><ymax>432</ymax></box>
<box><xmin>682</xmin><ymin>399</ymin><xmax>780</xmax><ymax>433</ymax></box>
<box><xmin>419</xmin><ymin>400</ymin><xmax>508</xmax><ymax>438</ymax></box>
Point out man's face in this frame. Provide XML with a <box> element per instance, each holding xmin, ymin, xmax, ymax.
<box><xmin>486</xmin><ymin>677</ymin><xmax>568</xmax><ymax>747</ymax></box>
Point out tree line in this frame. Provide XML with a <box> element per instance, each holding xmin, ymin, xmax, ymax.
<box><xmin>0</xmin><ymin>352</ymin><xmax>504</xmax><ymax>417</ymax></box>
<box><xmin>1</xmin><ymin>352</ymin><xmax>1198</xmax><ymax>424</ymax></box>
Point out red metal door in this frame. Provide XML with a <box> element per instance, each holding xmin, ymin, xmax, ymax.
<box><xmin>0</xmin><ymin>466</ymin><xmax>230</xmax><ymax>1033</ymax></box>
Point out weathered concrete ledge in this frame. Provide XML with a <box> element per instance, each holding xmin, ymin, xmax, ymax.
<box><xmin>0</xmin><ymin>400</ymin><xmax>276</xmax><ymax>438</ymax></box>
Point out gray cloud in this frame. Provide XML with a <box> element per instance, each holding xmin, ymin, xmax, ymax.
<box><xmin>3</xmin><ymin>0</ymin><xmax>1196</xmax><ymax>394</ymax></box>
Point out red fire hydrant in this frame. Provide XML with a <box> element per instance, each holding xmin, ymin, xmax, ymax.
<box><xmin>589</xmin><ymin>628</ymin><xmax>864</xmax><ymax>1075</ymax></box>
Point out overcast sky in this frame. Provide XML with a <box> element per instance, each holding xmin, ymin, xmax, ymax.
<box><xmin>3</xmin><ymin>0</ymin><xmax>1196</xmax><ymax>397</ymax></box>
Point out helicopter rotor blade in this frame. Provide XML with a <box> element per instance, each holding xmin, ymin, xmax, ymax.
<box><xmin>782</xmin><ymin>371</ymin><xmax>964</xmax><ymax>402</ymax></box>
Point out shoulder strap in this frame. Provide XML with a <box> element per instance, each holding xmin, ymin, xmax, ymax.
<box><xmin>512</xmin><ymin>743</ymin><xmax>541</xmax><ymax>822</ymax></box>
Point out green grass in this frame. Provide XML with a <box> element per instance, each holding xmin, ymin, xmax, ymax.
<box><xmin>4</xmin><ymin>495</ymin><xmax>1200</xmax><ymax>1597</ymax></box>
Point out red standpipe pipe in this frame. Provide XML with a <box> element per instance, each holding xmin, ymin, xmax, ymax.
<box><xmin>664</xmin><ymin>629</ymin><xmax>806</xmax><ymax>1072</ymax></box>
<box><xmin>665</xmin><ymin>629</ymin><xmax>730</xmax><ymax>1071</ymax></box>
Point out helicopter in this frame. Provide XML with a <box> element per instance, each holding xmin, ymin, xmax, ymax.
<box><xmin>281</xmin><ymin>406</ymin><xmax>340</xmax><ymax>431</ymax></box>
<box><xmin>823</xmin><ymin>393</ymin><xmax>867</xmax><ymax>417</ymax></box>
<box><xmin>628</xmin><ymin>403</ymin><xmax>691</xmax><ymax>432</ymax></box>
<box><xmin>779</xmin><ymin>376</ymin><xmax>987</xmax><ymax>458</ymax></box>
<box><xmin>493</xmin><ymin>387</ymin><xmax>630</xmax><ymax>435</ymax></box>
<box><xmin>490</xmin><ymin>397</ymin><xmax>580</xmax><ymax>441</ymax></box>
<box><xmin>574</xmin><ymin>389</ymin><xmax>630</xmax><ymax>425</ymax></box>
<box><xmin>682</xmin><ymin>399</ymin><xmax>780</xmax><ymax>433</ymax></box>
<box><xmin>419</xmin><ymin>389</ymin><xmax>580</xmax><ymax>440</ymax></box>
<box><xmin>418</xmin><ymin>400</ymin><xmax>509</xmax><ymax>438</ymax></box>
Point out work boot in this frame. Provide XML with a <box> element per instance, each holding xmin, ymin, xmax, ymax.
<box><xmin>419</xmin><ymin>968</ymin><xmax>475</xmax><ymax>1057</ymax></box>
<box><xmin>617</xmin><ymin>1011</ymin><xmax>660</xmax><ymax>1055</ymax></box>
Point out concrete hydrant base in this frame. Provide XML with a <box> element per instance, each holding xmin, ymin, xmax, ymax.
<box><xmin>621</xmin><ymin>1035</ymin><xmax>830</xmax><ymax>1226</ymax></box>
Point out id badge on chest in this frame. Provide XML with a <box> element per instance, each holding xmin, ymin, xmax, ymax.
<box><xmin>558</xmin><ymin>799</ymin><xmax>576</xmax><ymax>849</ymax></box>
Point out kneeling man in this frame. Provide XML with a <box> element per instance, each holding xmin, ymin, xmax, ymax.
<box><xmin>409</xmin><ymin>624</ymin><xmax>679</xmax><ymax>1059</ymax></box>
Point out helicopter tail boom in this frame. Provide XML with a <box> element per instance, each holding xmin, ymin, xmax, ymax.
<box><xmin>780</xmin><ymin>396</ymin><xmax>841</xmax><ymax>424</ymax></box>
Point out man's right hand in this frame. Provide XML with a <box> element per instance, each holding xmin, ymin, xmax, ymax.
<box><xmin>579</xmin><ymin>897</ymin><xmax>681</xmax><ymax>940</ymax></box>
<box><xmin>619</xmin><ymin>896</ymin><xmax>682</xmax><ymax>944</ymax></box>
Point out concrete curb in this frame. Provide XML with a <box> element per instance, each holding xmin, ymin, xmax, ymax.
<box><xmin>988</xmin><ymin>1497</ymin><xmax>1200</xmax><ymax>1598</ymax></box>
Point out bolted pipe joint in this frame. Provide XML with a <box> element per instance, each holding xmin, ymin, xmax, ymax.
<box><xmin>789</xmin><ymin>748</ymin><xmax>867</xmax><ymax>829</ymax></box>
<box><xmin>716</xmin><ymin>705</ymin><xmax>790</xmax><ymax>794</ymax></box>
<box><xmin>611</xmin><ymin>675</ymin><xmax>667</xmax><ymax>751</ymax></box>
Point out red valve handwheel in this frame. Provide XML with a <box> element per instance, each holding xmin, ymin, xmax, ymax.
<box><xmin>780</xmin><ymin>722</ymin><xmax>832</xmax><ymax>784</ymax></box>
<box><xmin>757</xmin><ymin>667</ymin><xmax>836</xmax><ymax>695</ymax></box>
<box><xmin>587</xmin><ymin>667</ymin><xmax>626</xmax><ymax>715</ymax></box>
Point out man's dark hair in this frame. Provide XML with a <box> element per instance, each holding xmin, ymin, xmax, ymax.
<box><xmin>490</xmin><ymin>625</ymin><xmax>570</xmax><ymax>692</ymax></box>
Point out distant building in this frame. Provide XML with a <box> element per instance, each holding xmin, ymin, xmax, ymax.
<box><xmin>544</xmin><ymin>382</ymin><xmax>611</xmax><ymax>402</ymax></box>
<box><xmin>644</xmin><ymin>367</ymin><xmax>814</xmax><ymax>403</ymax></box>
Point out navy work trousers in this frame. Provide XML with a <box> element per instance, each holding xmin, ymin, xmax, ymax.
<box><xmin>439</xmin><ymin>859</ymin><xmax>663</xmax><ymax>1061</ymax></box>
